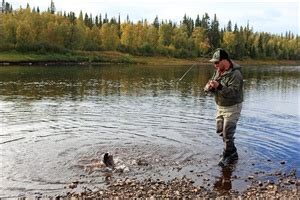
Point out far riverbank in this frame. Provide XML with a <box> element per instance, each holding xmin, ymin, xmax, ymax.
<box><xmin>0</xmin><ymin>51</ymin><xmax>299</xmax><ymax>66</ymax></box>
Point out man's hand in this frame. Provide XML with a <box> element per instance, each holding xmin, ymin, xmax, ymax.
<box><xmin>204</xmin><ymin>80</ymin><xmax>220</xmax><ymax>92</ymax></box>
<box><xmin>209</xmin><ymin>80</ymin><xmax>220</xmax><ymax>89</ymax></box>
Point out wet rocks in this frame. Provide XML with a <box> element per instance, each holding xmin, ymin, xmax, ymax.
<box><xmin>68</xmin><ymin>176</ymin><xmax>210</xmax><ymax>198</ymax></box>
<box><xmin>65</xmin><ymin>168</ymin><xmax>300</xmax><ymax>199</ymax></box>
<box><xmin>68</xmin><ymin>181</ymin><xmax>83</xmax><ymax>189</ymax></box>
<box><xmin>243</xmin><ymin>180</ymin><xmax>299</xmax><ymax>199</ymax></box>
<box><xmin>69</xmin><ymin>182</ymin><xmax>77</xmax><ymax>189</ymax></box>
<box><xmin>136</xmin><ymin>159</ymin><xmax>149</xmax><ymax>166</ymax></box>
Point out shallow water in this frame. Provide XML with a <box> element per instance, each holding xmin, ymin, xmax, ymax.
<box><xmin>0</xmin><ymin>65</ymin><xmax>299</xmax><ymax>197</ymax></box>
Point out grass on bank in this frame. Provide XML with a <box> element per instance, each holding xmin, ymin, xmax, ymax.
<box><xmin>0</xmin><ymin>50</ymin><xmax>298</xmax><ymax>66</ymax></box>
<box><xmin>0</xmin><ymin>50</ymin><xmax>138</xmax><ymax>64</ymax></box>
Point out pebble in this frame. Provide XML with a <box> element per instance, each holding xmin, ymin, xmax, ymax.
<box><xmin>69</xmin><ymin>183</ymin><xmax>77</xmax><ymax>189</ymax></box>
<box><xmin>280</xmin><ymin>160</ymin><xmax>286</xmax><ymax>165</ymax></box>
<box><xmin>275</xmin><ymin>171</ymin><xmax>282</xmax><ymax>176</ymax></box>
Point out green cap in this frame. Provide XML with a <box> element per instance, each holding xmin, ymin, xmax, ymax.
<box><xmin>209</xmin><ymin>48</ymin><xmax>229</xmax><ymax>62</ymax></box>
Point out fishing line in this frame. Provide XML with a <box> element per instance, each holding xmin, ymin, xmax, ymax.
<box><xmin>176</xmin><ymin>63</ymin><xmax>197</xmax><ymax>82</ymax></box>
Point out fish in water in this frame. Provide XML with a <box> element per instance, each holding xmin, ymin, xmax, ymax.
<box><xmin>103</xmin><ymin>152</ymin><xmax>115</xmax><ymax>168</ymax></box>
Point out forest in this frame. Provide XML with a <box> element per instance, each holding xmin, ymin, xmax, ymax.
<box><xmin>0</xmin><ymin>0</ymin><xmax>298</xmax><ymax>60</ymax></box>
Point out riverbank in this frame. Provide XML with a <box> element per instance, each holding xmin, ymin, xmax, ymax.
<box><xmin>0</xmin><ymin>51</ymin><xmax>299</xmax><ymax>66</ymax></box>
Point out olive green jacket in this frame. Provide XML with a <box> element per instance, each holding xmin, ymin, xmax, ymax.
<box><xmin>211</xmin><ymin>62</ymin><xmax>243</xmax><ymax>106</ymax></box>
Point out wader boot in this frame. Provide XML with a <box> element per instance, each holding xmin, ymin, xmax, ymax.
<box><xmin>218</xmin><ymin>150</ymin><xmax>238</xmax><ymax>167</ymax></box>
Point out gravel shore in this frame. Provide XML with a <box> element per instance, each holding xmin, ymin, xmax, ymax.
<box><xmin>61</xmin><ymin>150</ymin><xmax>299</xmax><ymax>199</ymax></box>
<box><xmin>65</xmin><ymin>174</ymin><xmax>299</xmax><ymax>199</ymax></box>
<box><xmin>14</xmin><ymin>145</ymin><xmax>300</xmax><ymax>199</ymax></box>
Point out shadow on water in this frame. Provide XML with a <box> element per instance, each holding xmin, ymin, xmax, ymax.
<box><xmin>0</xmin><ymin>64</ymin><xmax>299</xmax><ymax>197</ymax></box>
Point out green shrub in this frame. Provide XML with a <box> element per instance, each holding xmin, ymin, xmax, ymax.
<box><xmin>138</xmin><ymin>43</ymin><xmax>155</xmax><ymax>56</ymax></box>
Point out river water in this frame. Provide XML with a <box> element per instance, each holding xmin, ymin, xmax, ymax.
<box><xmin>0</xmin><ymin>64</ymin><xmax>299</xmax><ymax>197</ymax></box>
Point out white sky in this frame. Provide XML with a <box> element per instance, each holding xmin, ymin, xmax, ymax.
<box><xmin>8</xmin><ymin>0</ymin><xmax>299</xmax><ymax>35</ymax></box>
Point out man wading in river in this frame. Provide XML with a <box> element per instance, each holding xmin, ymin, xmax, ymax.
<box><xmin>204</xmin><ymin>48</ymin><xmax>243</xmax><ymax>167</ymax></box>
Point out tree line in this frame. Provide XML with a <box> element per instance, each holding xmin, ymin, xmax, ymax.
<box><xmin>0</xmin><ymin>0</ymin><xmax>298</xmax><ymax>60</ymax></box>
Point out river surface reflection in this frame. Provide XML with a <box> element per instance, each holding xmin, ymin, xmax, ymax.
<box><xmin>0</xmin><ymin>65</ymin><xmax>299</xmax><ymax>197</ymax></box>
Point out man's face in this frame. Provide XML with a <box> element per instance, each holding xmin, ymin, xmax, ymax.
<box><xmin>214</xmin><ymin>60</ymin><xmax>225</xmax><ymax>72</ymax></box>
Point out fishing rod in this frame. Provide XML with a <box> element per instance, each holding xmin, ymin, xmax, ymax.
<box><xmin>176</xmin><ymin>64</ymin><xmax>197</xmax><ymax>82</ymax></box>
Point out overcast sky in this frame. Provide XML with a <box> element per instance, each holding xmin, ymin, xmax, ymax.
<box><xmin>8</xmin><ymin>0</ymin><xmax>299</xmax><ymax>35</ymax></box>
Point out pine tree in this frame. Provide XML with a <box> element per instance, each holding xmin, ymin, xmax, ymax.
<box><xmin>195</xmin><ymin>14</ymin><xmax>201</xmax><ymax>27</ymax></box>
<box><xmin>68</xmin><ymin>12</ymin><xmax>76</xmax><ymax>24</ymax></box>
<box><xmin>227</xmin><ymin>20</ymin><xmax>232</xmax><ymax>32</ymax></box>
<box><xmin>110</xmin><ymin>17</ymin><xmax>117</xmax><ymax>24</ymax></box>
<box><xmin>234</xmin><ymin>26</ymin><xmax>245</xmax><ymax>59</ymax></box>
<box><xmin>234</xmin><ymin>23</ymin><xmax>238</xmax><ymax>33</ymax></box>
<box><xmin>4</xmin><ymin>1</ymin><xmax>12</xmax><ymax>13</ymax></box>
<box><xmin>117</xmin><ymin>14</ymin><xmax>121</xmax><ymax>37</ymax></box>
<box><xmin>201</xmin><ymin>13</ymin><xmax>210</xmax><ymax>30</ymax></box>
<box><xmin>95</xmin><ymin>15</ymin><xmax>99</xmax><ymax>27</ymax></box>
<box><xmin>209</xmin><ymin>14</ymin><xmax>220</xmax><ymax>50</ymax></box>
<box><xmin>89</xmin><ymin>14</ymin><xmax>93</xmax><ymax>28</ymax></box>
<box><xmin>257</xmin><ymin>33</ymin><xmax>265</xmax><ymax>58</ymax></box>
<box><xmin>84</xmin><ymin>13</ymin><xmax>89</xmax><ymax>26</ymax></box>
<box><xmin>182</xmin><ymin>14</ymin><xmax>194</xmax><ymax>37</ymax></box>
<box><xmin>50</xmin><ymin>0</ymin><xmax>55</xmax><ymax>14</ymax></box>
<box><xmin>78</xmin><ymin>11</ymin><xmax>83</xmax><ymax>22</ymax></box>
<box><xmin>1</xmin><ymin>0</ymin><xmax>4</xmax><ymax>13</ymax></box>
<box><xmin>99</xmin><ymin>14</ymin><xmax>102</xmax><ymax>28</ymax></box>
<box><xmin>153</xmin><ymin>16</ymin><xmax>159</xmax><ymax>29</ymax></box>
<box><xmin>243</xmin><ymin>21</ymin><xmax>252</xmax><ymax>57</ymax></box>
<box><xmin>103</xmin><ymin>13</ymin><xmax>108</xmax><ymax>24</ymax></box>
